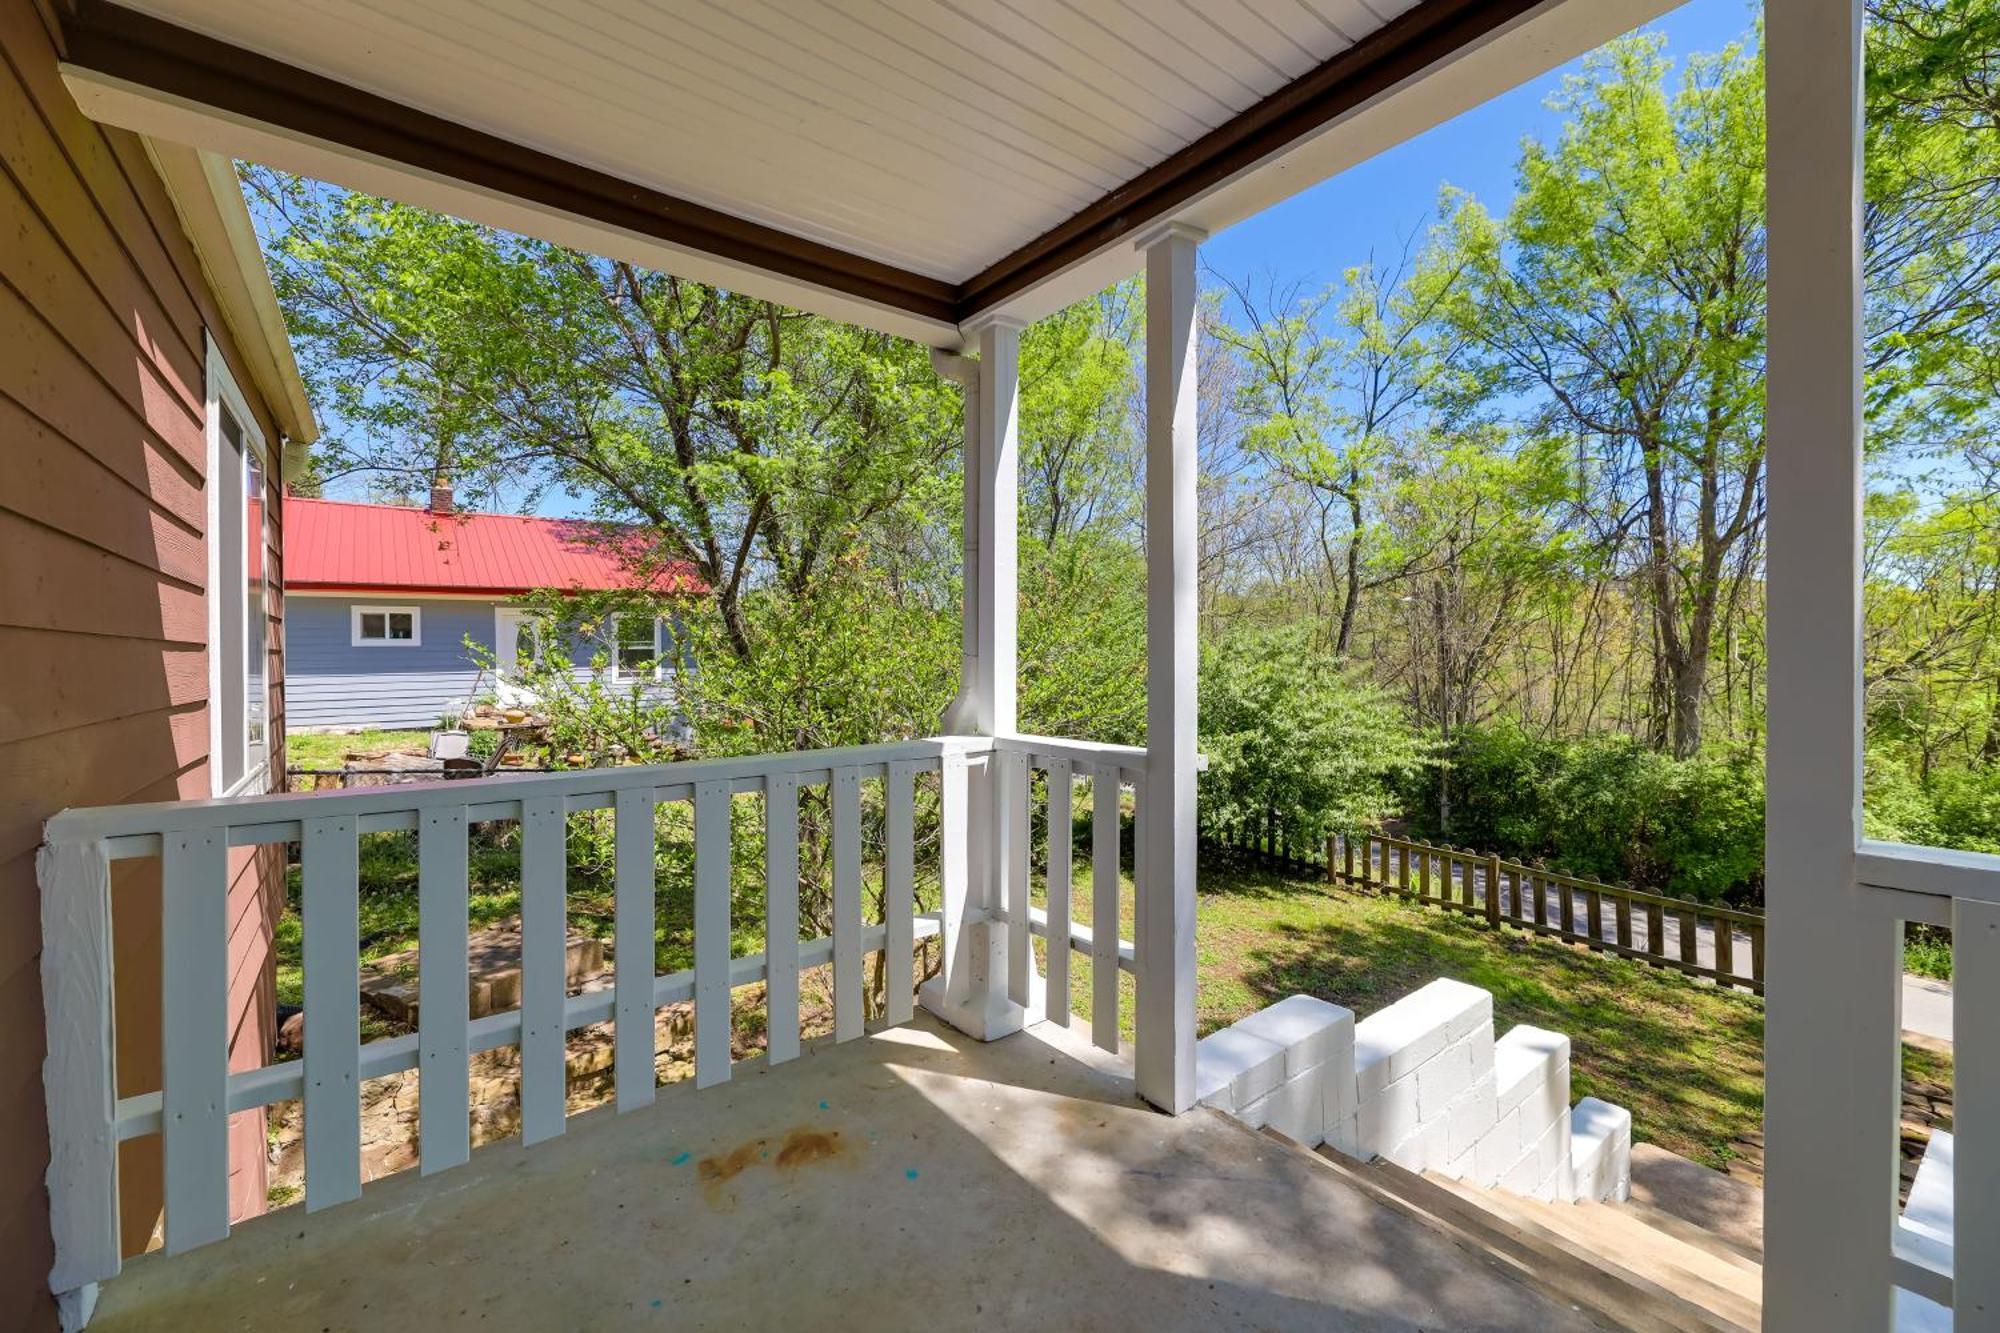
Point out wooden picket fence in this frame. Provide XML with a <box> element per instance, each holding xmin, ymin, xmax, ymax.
<box><xmin>1208</xmin><ymin>824</ymin><xmax>1763</xmax><ymax>995</ymax></box>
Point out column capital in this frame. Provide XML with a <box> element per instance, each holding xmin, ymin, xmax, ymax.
<box><xmin>1132</xmin><ymin>218</ymin><xmax>1209</xmax><ymax>252</ymax></box>
<box><xmin>960</xmin><ymin>310</ymin><xmax>1028</xmax><ymax>338</ymax></box>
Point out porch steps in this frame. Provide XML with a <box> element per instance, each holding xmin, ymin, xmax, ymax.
<box><xmin>1262</xmin><ymin>1126</ymin><xmax>1758</xmax><ymax>1332</ymax></box>
<box><xmin>1421</xmin><ymin>1168</ymin><xmax>1761</xmax><ymax>1331</ymax></box>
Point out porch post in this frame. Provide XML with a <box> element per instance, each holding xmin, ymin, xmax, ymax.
<box><xmin>921</xmin><ymin>316</ymin><xmax>1042</xmax><ymax>1039</ymax></box>
<box><xmin>1136</xmin><ymin>222</ymin><xmax>1204</xmax><ymax>1113</ymax></box>
<box><xmin>1764</xmin><ymin>2</ymin><xmax>1903</xmax><ymax>1328</ymax></box>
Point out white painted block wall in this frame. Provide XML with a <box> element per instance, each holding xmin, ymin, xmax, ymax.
<box><xmin>1195</xmin><ymin>978</ymin><xmax>1630</xmax><ymax>1206</ymax></box>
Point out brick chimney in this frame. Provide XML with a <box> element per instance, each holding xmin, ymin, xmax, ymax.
<box><xmin>429</xmin><ymin>476</ymin><xmax>454</xmax><ymax>515</ymax></box>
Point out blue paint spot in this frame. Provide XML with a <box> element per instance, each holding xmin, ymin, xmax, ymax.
<box><xmin>650</xmin><ymin>1299</ymin><xmax>663</xmax><ymax>1309</ymax></box>
<box><xmin>905</xmin><ymin>1168</ymin><xmax>920</xmax><ymax>1181</ymax></box>
<box><xmin>669</xmin><ymin>1151</ymin><xmax>691</xmax><ymax>1166</ymax></box>
<box><xmin>818</xmin><ymin>1100</ymin><xmax>829</xmax><ymax>1110</ymax></box>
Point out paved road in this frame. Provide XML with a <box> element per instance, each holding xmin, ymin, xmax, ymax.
<box><xmin>1359</xmin><ymin>847</ymin><xmax>1954</xmax><ymax>1044</ymax></box>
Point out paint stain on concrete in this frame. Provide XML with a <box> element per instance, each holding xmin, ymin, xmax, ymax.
<box><xmin>905</xmin><ymin>1168</ymin><xmax>920</xmax><ymax>1181</ymax></box>
<box><xmin>693</xmin><ymin>1127</ymin><xmax>852</xmax><ymax>1207</ymax></box>
<box><xmin>696</xmin><ymin>1139</ymin><xmax>767</xmax><ymax>1209</ymax></box>
<box><xmin>774</xmin><ymin>1128</ymin><xmax>844</xmax><ymax>1173</ymax></box>
<box><xmin>669</xmin><ymin>1151</ymin><xmax>691</xmax><ymax>1166</ymax></box>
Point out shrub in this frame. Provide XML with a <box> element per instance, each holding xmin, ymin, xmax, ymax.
<box><xmin>1198</xmin><ymin>626</ymin><xmax>1431</xmax><ymax>850</ymax></box>
<box><xmin>1406</xmin><ymin>725</ymin><xmax>1763</xmax><ymax>903</ymax></box>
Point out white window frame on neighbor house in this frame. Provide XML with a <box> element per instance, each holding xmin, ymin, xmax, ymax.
<box><xmin>609</xmin><ymin>612</ymin><xmax>666</xmax><ymax>683</ymax></box>
<box><xmin>350</xmin><ymin>605</ymin><xmax>422</xmax><ymax>647</ymax></box>
<box><xmin>205</xmin><ymin>334</ymin><xmax>274</xmax><ymax>798</ymax></box>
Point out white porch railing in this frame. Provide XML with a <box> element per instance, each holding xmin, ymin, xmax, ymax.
<box><xmin>37</xmin><ymin>733</ymin><xmax>1145</xmax><ymax>1312</ymax></box>
<box><xmin>1851</xmin><ymin>841</ymin><xmax>1998</xmax><ymax>1325</ymax></box>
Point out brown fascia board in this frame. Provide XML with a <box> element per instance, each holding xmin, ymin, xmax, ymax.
<box><xmin>61</xmin><ymin>0</ymin><xmax>1533</xmax><ymax>333</ymax></box>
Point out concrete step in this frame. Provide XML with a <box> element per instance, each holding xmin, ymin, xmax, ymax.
<box><xmin>1423</xmin><ymin>1168</ymin><xmax>1760</xmax><ymax>1333</ymax></box>
<box><xmin>1283</xmin><ymin>1129</ymin><xmax>1750</xmax><ymax>1333</ymax></box>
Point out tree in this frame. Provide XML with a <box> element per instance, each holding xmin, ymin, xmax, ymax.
<box><xmin>1216</xmin><ymin>236</ymin><xmax>1477</xmax><ymax>657</ymax></box>
<box><xmin>247</xmin><ymin>167</ymin><xmax>959</xmax><ymax>678</ymax></box>
<box><xmin>1441</xmin><ymin>35</ymin><xmax>1767</xmax><ymax>758</ymax></box>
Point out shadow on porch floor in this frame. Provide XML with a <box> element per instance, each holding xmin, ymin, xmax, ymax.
<box><xmin>93</xmin><ymin>1014</ymin><xmax>1599</xmax><ymax>1331</ymax></box>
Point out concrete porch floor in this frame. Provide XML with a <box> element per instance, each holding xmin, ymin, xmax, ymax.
<box><xmin>93</xmin><ymin>1014</ymin><xmax>1602</xmax><ymax>1332</ymax></box>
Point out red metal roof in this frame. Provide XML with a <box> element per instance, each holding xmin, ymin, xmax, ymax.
<box><xmin>284</xmin><ymin>497</ymin><xmax>703</xmax><ymax>596</ymax></box>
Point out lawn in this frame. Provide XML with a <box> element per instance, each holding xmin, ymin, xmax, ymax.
<box><xmin>1043</xmin><ymin>844</ymin><xmax>1945</xmax><ymax>1177</ymax></box>
<box><xmin>286</xmin><ymin>729</ymin><xmax>431</xmax><ymax>773</ymax></box>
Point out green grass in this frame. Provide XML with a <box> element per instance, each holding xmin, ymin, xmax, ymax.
<box><xmin>286</xmin><ymin>729</ymin><xmax>431</xmax><ymax>772</ymax></box>
<box><xmin>1905</xmin><ymin>924</ymin><xmax>1954</xmax><ymax>980</ymax></box>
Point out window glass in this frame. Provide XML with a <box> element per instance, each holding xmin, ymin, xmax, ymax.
<box><xmin>215</xmin><ymin>404</ymin><xmax>248</xmax><ymax>793</ymax></box>
<box><xmin>616</xmin><ymin>615</ymin><xmax>658</xmax><ymax>677</ymax></box>
<box><xmin>357</xmin><ymin>609</ymin><xmax>418</xmax><ymax>642</ymax></box>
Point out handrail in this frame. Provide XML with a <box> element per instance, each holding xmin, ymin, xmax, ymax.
<box><xmin>47</xmin><ymin>736</ymin><xmax>994</xmax><ymax>853</ymax></box>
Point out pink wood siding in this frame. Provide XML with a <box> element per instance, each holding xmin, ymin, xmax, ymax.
<box><xmin>0</xmin><ymin>0</ymin><xmax>291</xmax><ymax>1321</ymax></box>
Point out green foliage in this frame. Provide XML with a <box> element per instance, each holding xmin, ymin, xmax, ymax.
<box><xmin>1018</xmin><ymin>535</ymin><xmax>1147</xmax><ymax>744</ymax></box>
<box><xmin>1197</xmin><ymin>626</ymin><xmax>1430</xmax><ymax>846</ymax></box>
<box><xmin>1409</xmin><ymin>725</ymin><xmax>1764</xmax><ymax>902</ymax></box>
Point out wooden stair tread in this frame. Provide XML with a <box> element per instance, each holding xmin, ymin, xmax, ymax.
<box><xmin>1419</xmin><ymin>1170</ymin><xmax>1762</xmax><ymax>1331</ymax></box>
<box><xmin>1274</xmin><ymin>1130</ymin><xmax>1752</xmax><ymax>1333</ymax></box>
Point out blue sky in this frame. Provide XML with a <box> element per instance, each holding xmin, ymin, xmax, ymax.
<box><xmin>1199</xmin><ymin>0</ymin><xmax>1760</xmax><ymax>296</ymax></box>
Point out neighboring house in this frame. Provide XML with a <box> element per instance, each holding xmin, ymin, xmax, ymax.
<box><xmin>1</xmin><ymin>0</ymin><xmax>316</xmax><ymax>1319</ymax></box>
<box><xmin>284</xmin><ymin>490</ymin><xmax>700</xmax><ymax>730</ymax></box>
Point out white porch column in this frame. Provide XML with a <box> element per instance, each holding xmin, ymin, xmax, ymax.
<box><xmin>1764</xmin><ymin>2</ymin><xmax>1904</xmax><ymax>1328</ymax></box>
<box><xmin>921</xmin><ymin>316</ymin><xmax>1043</xmax><ymax>1040</ymax></box>
<box><xmin>1135</xmin><ymin>222</ymin><xmax>1204</xmax><ymax>1113</ymax></box>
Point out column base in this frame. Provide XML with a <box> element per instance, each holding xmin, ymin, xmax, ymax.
<box><xmin>919</xmin><ymin>971</ymin><xmax>1045</xmax><ymax>1041</ymax></box>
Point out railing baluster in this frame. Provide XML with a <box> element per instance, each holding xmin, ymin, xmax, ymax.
<box><xmin>613</xmin><ymin>787</ymin><xmax>656</xmax><ymax>1110</ymax></box>
<box><xmin>1714</xmin><ymin>911</ymin><xmax>1735</xmax><ymax>982</ymax></box>
<box><xmin>302</xmin><ymin>815</ymin><xmax>361</xmax><ymax>1210</ymax></box>
<box><xmin>832</xmin><ymin>767</ymin><xmax>864</xmax><ymax>1042</ymax></box>
<box><xmin>884</xmin><ymin>760</ymin><xmax>919</xmax><ymax>1026</ymax></box>
<box><xmin>418</xmin><ymin>806</ymin><xmax>470</xmax><ymax>1173</ymax></box>
<box><xmin>1616</xmin><ymin>893</ymin><xmax>1634</xmax><ymax>951</ymax></box>
<box><xmin>162</xmin><ymin>827</ymin><xmax>230</xmax><ymax>1251</ymax></box>
<box><xmin>1677</xmin><ymin>907</ymin><xmax>1699</xmax><ymax>969</ymax></box>
<box><xmin>1586</xmin><ymin>887</ymin><xmax>1603</xmax><ymax>946</ymax></box>
<box><xmin>1091</xmin><ymin>765</ymin><xmax>1120</xmax><ymax>1052</ymax></box>
<box><xmin>765</xmin><ymin>773</ymin><xmax>801</xmax><ymax>1065</ymax></box>
<box><xmin>1955</xmin><ymin>897</ymin><xmax>2000</xmax><ymax>1327</ymax></box>
<box><xmin>937</xmin><ymin>753</ymin><xmax>969</xmax><ymax>1002</ymax></box>
<box><xmin>519</xmin><ymin>798</ymin><xmax>567</xmax><ymax>1145</ymax></box>
<box><xmin>37</xmin><ymin>838</ymin><xmax>121</xmax><ymax>1296</ymax></box>
<box><xmin>1004</xmin><ymin>750</ymin><xmax>1032</xmax><ymax>1008</ymax></box>
<box><xmin>1044</xmin><ymin>759</ymin><xmax>1073</xmax><ymax>1026</ymax></box>
<box><xmin>694</xmin><ymin>780</ymin><xmax>733</xmax><ymax>1086</ymax></box>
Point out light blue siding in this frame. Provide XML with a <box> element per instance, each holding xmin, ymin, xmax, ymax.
<box><xmin>286</xmin><ymin>596</ymin><xmax>650</xmax><ymax>730</ymax></box>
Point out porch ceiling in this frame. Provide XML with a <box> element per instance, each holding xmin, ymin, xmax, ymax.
<box><xmin>59</xmin><ymin>0</ymin><xmax>1674</xmax><ymax>344</ymax></box>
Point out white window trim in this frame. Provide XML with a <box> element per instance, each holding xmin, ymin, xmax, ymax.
<box><xmin>205</xmin><ymin>334</ymin><xmax>273</xmax><ymax>798</ymax></box>
<box><xmin>351</xmin><ymin>605</ymin><xmax>423</xmax><ymax>647</ymax></box>
<box><xmin>609</xmin><ymin>613</ymin><xmax>667</xmax><ymax>683</ymax></box>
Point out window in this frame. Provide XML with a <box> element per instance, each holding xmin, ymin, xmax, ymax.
<box><xmin>352</xmin><ymin>606</ymin><xmax>422</xmax><ymax>646</ymax></box>
<box><xmin>206</xmin><ymin>337</ymin><xmax>273</xmax><ymax>796</ymax></box>
<box><xmin>613</xmin><ymin>614</ymin><xmax>664</xmax><ymax>680</ymax></box>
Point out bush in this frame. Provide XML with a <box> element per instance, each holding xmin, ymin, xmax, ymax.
<box><xmin>1406</xmin><ymin>725</ymin><xmax>1764</xmax><ymax>903</ymax></box>
<box><xmin>1198</xmin><ymin>626</ymin><xmax>1430</xmax><ymax>850</ymax></box>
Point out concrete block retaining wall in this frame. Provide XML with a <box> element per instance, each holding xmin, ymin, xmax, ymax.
<box><xmin>1197</xmin><ymin>978</ymin><xmax>1630</xmax><ymax>1206</ymax></box>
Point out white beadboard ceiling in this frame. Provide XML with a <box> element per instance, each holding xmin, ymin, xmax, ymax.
<box><xmin>117</xmin><ymin>0</ymin><xmax>1421</xmax><ymax>283</ymax></box>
